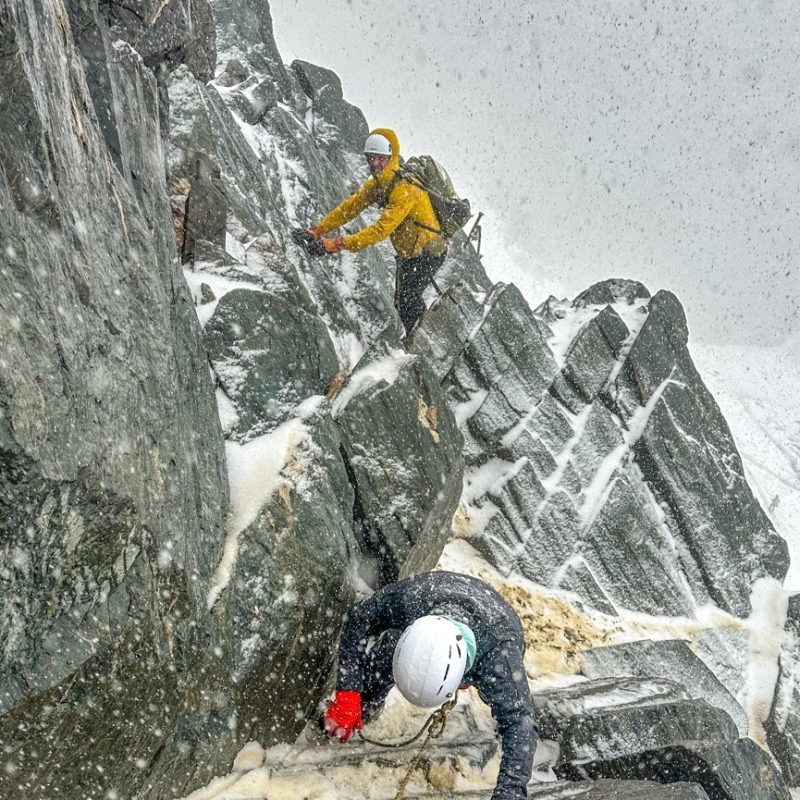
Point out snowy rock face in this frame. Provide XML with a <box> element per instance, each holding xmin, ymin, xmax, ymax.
<box><xmin>103</xmin><ymin>0</ymin><xmax>216</xmax><ymax>80</ymax></box>
<box><xmin>534</xmin><ymin>676</ymin><xmax>740</xmax><ymax>766</ymax></box>
<box><xmin>579</xmin><ymin>640</ymin><xmax>748</xmax><ymax>735</ymax></box>
<box><xmin>1</xmin><ymin>0</ymin><xmax>793</xmax><ymax>797</ymax></box>
<box><xmin>766</xmin><ymin>594</ymin><xmax>800</xmax><ymax>785</ymax></box>
<box><xmin>0</xmin><ymin>0</ymin><xmax>233</xmax><ymax>797</ymax></box>
<box><xmin>165</xmin><ymin>0</ymin><xmax>466</xmax><ymax>785</ymax></box>
<box><xmin>560</xmin><ymin>737</ymin><xmax>791</xmax><ymax>800</ymax></box>
<box><xmin>412</xmin><ymin>281</ymin><xmax>788</xmax><ymax>619</ymax></box>
<box><xmin>331</xmin><ymin>334</ymin><xmax>464</xmax><ymax>586</ymax></box>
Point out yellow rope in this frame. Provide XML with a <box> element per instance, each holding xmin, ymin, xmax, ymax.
<box><xmin>356</xmin><ymin>693</ymin><xmax>458</xmax><ymax>800</ymax></box>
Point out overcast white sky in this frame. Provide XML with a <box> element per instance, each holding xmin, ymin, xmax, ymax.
<box><xmin>270</xmin><ymin>0</ymin><xmax>799</xmax><ymax>345</ymax></box>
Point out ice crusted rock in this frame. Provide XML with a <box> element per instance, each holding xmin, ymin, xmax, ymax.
<box><xmin>766</xmin><ymin>593</ymin><xmax>800</xmax><ymax>786</ymax></box>
<box><xmin>559</xmin><ymin>739</ymin><xmax>791</xmax><ymax>800</ymax></box>
<box><xmin>413</xmin><ymin>280</ymin><xmax>788</xmax><ymax>618</ymax></box>
<box><xmin>0</xmin><ymin>0</ymin><xmax>790</xmax><ymax>795</ymax></box>
<box><xmin>533</xmin><ymin>677</ymin><xmax>738</xmax><ymax>765</ymax></box>
<box><xmin>580</xmin><ymin>639</ymin><xmax>748</xmax><ymax>736</ymax></box>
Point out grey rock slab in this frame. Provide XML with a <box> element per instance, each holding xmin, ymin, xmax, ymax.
<box><xmin>291</xmin><ymin>59</ymin><xmax>344</xmax><ymax>99</ymax></box>
<box><xmin>0</xmin><ymin>1</ymin><xmax>230</xmax><ymax>795</ymax></box>
<box><xmin>420</xmin><ymin>785</ymin><xmax>709</xmax><ymax>800</ymax></box>
<box><xmin>332</xmin><ymin>339</ymin><xmax>464</xmax><ymax>587</ymax></box>
<box><xmin>573</xmin><ymin>278</ymin><xmax>651</xmax><ymax>308</ymax></box>
<box><xmin>573</xmin><ymin>469</ymin><xmax>701</xmax><ymax>616</ymax></box>
<box><xmin>535</xmin><ymin>295</ymin><xmax>570</xmax><ymax>325</ymax></box>
<box><xmin>559</xmin><ymin>305</ymin><xmax>630</xmax><ymax>407</ymax></box>
<box><xmin>183</xmin><ymin>160</ymin><xmax>228</xmax><ymax>261</ymax></box>
<box><xmin>209</xmin><ymin>0</ymin><xmax>292</xmax><ymax>97</ymax></box>
<box><xmin>568</xmin><ymin>402</ymin><xmax>626</xmax><ymax>486</ymax></box>
<box><xmin>558</xmin><ymin>738</ymin><xmax>791</xmax><ymax>800</ymax></box>
<box><xmin>502</xmin><ymin>428</ymin><xmax>559</xmax><ymax>479</ymax></box>
<box><xmin>765</xmin><ymin>593</ymin><xmax>800</xmax><ymax>786</ymax></box>
<box><xmin>441</xmin><ymin>230</ymin><xmax>495</xmax><ymax>294</ymax></box>
<box><xmin>519</xmin><ymin>391</ymin><xmax>577</xmax><ymax>459</ymax></box>
<box><xmin>168</xmin><ymin>67</ymin><xmax>285</xmax><ymax>236</ymax></box>
<box><xmin>602</xmin><ymin>290</ymin><xmax>789</xmax><ymax>616</ymax></box>
<box><xmin>633</xmin><ymin>381</ymin><xmax>788</xmax><ymax>615</ymax></box>
<box><xmin>581</xmin><ymin>640</ymin><xmax>748</xmax><ymax>736</ymax></box>
<box><xmin>216</xmin><ymin>56</ymin><xmax>250</xmax><ymax>86</ymax></box>
<box><xmin>107</xmin><ymin>0</ymin><xmax>216</xmax><ymax>80</ymax></box>
<box><xmin>528</xmin><ymin>781</ymin><xmax>710</xmax><ymax>799</ymax></box>
<box><xmin>407</xmin><ymin>282</ymin><xmax>489</xmax><ymax>383</ymax></box>
<box><xmin>475</xmin><ymin>488</ymin><xmax>581</xmax><ymax>584</ymax></box>
<box><xmin>290</xmin><ymin>60</ymin><xmax>367</xmax><ymax>159</ymax></box>
<box><xmin>227</xmin><ymin>76</ymin><xmax>278</xmax><ymax>124</ymax></box>
<box><xmin>462</xmin><ymin>284</ymin><xmax>559</xmax><ymax>436</ymax></box>
<box><xmin>535</xmin><ymin>678</ymin><xmax>738</xmax><ymax>764</ymax></box>
<box><xmin>226</xmin><ymin>409</ymin><xmax>359</xmax><ymax>746</ymax></box>
<box><xmin>204</xmin><ymin>287</ymin><xmax>340</xmax><ymax>439</ymax></box>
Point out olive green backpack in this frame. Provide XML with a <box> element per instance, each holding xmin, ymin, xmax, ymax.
<box><xmin>393</xmin><ymin>155</ymin><xmax>472</xmax><ymax>237</ymax></box>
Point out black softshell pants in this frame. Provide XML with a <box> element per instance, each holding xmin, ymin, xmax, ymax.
<box><xmin>395</xmin><ymin>252</ymin><xmax>446</xmax><ymax>335</ymax></box>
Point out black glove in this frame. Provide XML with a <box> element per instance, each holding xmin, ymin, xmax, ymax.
<box><xmin>292</xmin><ymin>227</ymin><xmax>313</xmax><ymax>246</ymax></box>
<box><xmin>291</xmin><ymin>228</ymin><xmax>326</xmax><ymax>257</ymax></box>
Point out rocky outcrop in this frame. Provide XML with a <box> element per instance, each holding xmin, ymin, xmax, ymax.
<box><xmin>104</xmin><ymin>0</ymin><xmax>217</xmax><ymax>80</ymax></box>
<box><xmin>573</xmin><ymin>278</ymin><xmax>650</xmax><ymax>308</ymax></box>
<box><xmin>534</xmin><ymin>677</ymin><xmax>739</xmax><ymax>763</ymax></box>
<box><xmin>580</xmin><ymin>640</ymin><xmax>749</xmax><ymax>735</ymax></box>
<box><xmin>1</xmin><ymin>0</ymin><xmax>793</xmax><ymax>798</ymax></box>
<box><xmin>527</xmin><ymin>783</ymin><xmax>710</xmax><ymax>799</ymax></box>
<box><xmin>0</xmin><ymin>0</ymin><xmax>231</xmax><ymax>797</ymax></box>
<box><xmin>223</xmin><ymin>406</ymin><xmax>359</xmax><ymax>747</ymax></box>
<box><xmin>532</xmin><ymin>676</ymin><xmax>790</xmax><ymax>800</ymax></box>
<box><xmin>601</xmin><ymin>290</ymin><xmax>787</xmax><ymax>616</ymax></box>
<box><xmin>332</xmin><ymin>335</ymin><xmax>464</xmax><ymax>586</ymax></box>
<box><xmin>766</xmin><ymin>594</ymin><xmax>800</xmax><ymax>786</ymax></box>
<box><xmin>558</xmin><ymin>738</ymin><xmax>791</xmax><ymax>800</ymax></box>
<box><xmin>412</xmin><ymin>282</ymin><xmax>788</xmax><ymax>618</ymax></box>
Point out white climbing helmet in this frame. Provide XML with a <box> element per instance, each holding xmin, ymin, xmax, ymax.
<box><xmin>363</xmin><ymin>133</ymin><xmax>392</xmax><ymax>156</ymax></box>
<box><xmin>392</xmin><ymin>616</ymin><xmax>467</xmax><ymax>708</ymax></box>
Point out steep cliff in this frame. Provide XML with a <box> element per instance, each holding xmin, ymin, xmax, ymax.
<box><xmin>0</xmin><ymin>1</ymin><xmax>795</xmax><ymax>799</ymax></box>
<box><xmin>1</xmin><ymin>0</ymin><xmax>233</xmax><ymax>796</ymax></box>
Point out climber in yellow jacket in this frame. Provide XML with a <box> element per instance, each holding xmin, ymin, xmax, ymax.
<box><xmin>303</xmin><ymin>128</ymin><xmax>447</xmax><ymax>335</ymax></box>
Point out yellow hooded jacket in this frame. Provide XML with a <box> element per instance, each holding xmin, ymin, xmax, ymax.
<box><xmin>314</xmin><ymin>128</ymin><xmax>445</xmax><ymax>260</ymax></box>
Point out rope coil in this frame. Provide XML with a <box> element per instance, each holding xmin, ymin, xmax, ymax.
<box><xmin>356</xmin><ymin>692</ymin><xmax>459</xmax><ymax>800</ymax></box>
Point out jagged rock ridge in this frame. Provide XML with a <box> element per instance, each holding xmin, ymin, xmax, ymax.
<box><xmin>0</xmin><ymin>0</ymin><xmax>795</xmax><ymax>798</ymax></box>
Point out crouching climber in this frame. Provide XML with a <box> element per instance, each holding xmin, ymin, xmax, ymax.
<box><xmin>323</xmin><ymin>571</ymin><xmax>539</xmax><ymax>800</ymax></box>
<box><xmin>294</xmin><ymin>128</ymin><xmax>447</xmax><ymax>336</ymax></box>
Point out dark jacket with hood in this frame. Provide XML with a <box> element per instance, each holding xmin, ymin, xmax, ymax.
<box><xmin>337</xmin><ymin>571</ymin><xmax>539</xmax><ymax>800</ymax></box>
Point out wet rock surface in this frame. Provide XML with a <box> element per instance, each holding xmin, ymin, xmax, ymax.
<box><xmin>1</xmin><ymin>0</ymin><xmax>793</xmax><ymax>797</ymax></box>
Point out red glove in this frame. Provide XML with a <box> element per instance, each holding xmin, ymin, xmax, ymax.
<box><xmin>324</xmin><ymin>690</ymin><xmax>362</xmax><ymax>742</ymax></box>
<box><xmin>307</xmin><ymin>226</ymin><xmax>323</xmax><ymax>238</ymax></box>
<box><xmin>322</xmin><ymin>236</ymin><xmax>345</xmax><ymax>254</ymax></box>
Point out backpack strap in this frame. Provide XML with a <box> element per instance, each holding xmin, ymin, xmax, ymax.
<box><xmin>376</xmin><ymin>174</ymin><xmax>403</xmax><ymax>208</ymax></box>
<box><xmin>389</xmin><ymin>168</ymin><xmax>442</xmax><ymax>236</ymax></box>
<box><xmin>412</xmin><ymin>220</ymin><xmax>441</xmax><ymax>235</ymax></box>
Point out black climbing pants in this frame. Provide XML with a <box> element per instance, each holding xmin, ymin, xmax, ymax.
<box><xmin>395</xmin><ymin>252</ymin><xmax>446</xmax><ymax>335</ymax></box>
